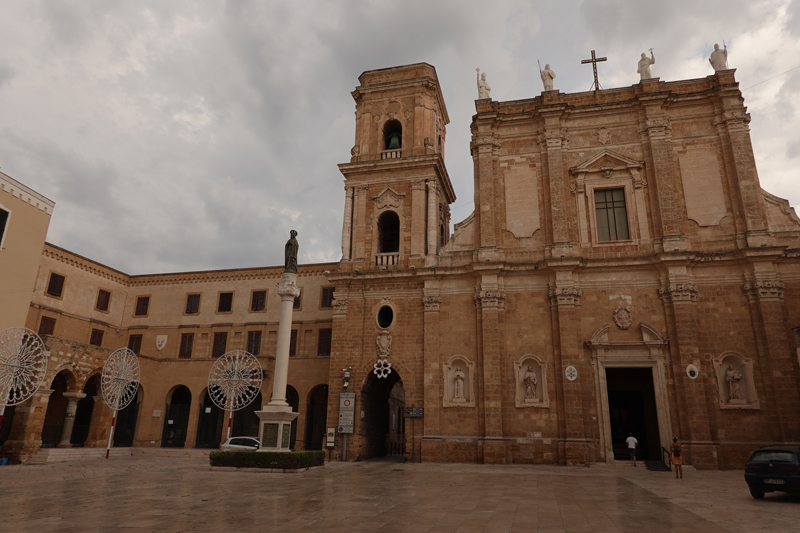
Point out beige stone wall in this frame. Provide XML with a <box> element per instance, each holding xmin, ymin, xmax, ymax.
<box><xmin>0</xmin><ymin>171</ymin><xmax>54</xmax><ymax>331</ymax></box>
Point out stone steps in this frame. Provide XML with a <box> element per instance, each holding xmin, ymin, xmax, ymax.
<box><xmin>26</xmin><ymin>446</ymin><xmax>210</xmax><ymax>465</ymax></box>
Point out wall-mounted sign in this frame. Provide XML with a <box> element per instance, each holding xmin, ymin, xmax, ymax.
<box><xmin>686</xmin><ymin>364</ymin><xmax>699</xmax><ymax>379</ymax></box>
<box><xmin>326</xmin><ymin>427</ymin><xmax>336</xmax><ymax>447</ymax></box>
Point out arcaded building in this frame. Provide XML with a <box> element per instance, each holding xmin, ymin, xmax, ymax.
<box><xmin>2</xmin><ymin>63</ymin><xmax>799</xmax><ymax>468</ymax></box>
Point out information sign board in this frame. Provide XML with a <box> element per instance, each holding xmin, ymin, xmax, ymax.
<box><xmin>338</xmin><ymin>392</ymin><xmax>355</xmax><ymax>434</ymax></box>
<box><xmin>403</xmin><ymin>407</ymin><xmax>424</xmax><ymax>418</ymax></box>
<box><xmin>326</xmin><ymin>427</ymin><xmax>336</xmax><ymax>448</ymax></box>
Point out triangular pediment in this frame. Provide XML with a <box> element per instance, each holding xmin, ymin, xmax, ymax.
<box><xmin>372</xmin><ymin>186</ymin><xmax>406</xmax><ymax>209</ymax></box>
<box><xmin>571</xmin><ymin>149</ymin><xmax>644</xmax><ymax>174</ymax></box>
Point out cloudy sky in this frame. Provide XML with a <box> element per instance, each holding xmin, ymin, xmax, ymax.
<box><xmin>1</xmin><ymin>1</ymin><xmax>798</xmax><ymax>274</ymax></box>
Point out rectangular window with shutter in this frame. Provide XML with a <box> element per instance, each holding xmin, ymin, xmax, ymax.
<box><xmin>250</xmin><ymin>290</ymin><xmax>267</xmax><ymax>312</ymax></box>
<box><xmin>320</xmin><ymin>287</ymin><xmax>335</xmax><ymax>308</ymax></box>
<box><xmin>594</xmin><ymin>188</ymin><xmax>630</xmax><ymax>242</ymax></box>
<box><xmin>317</xmin><ymin>328</ymin><xmax>332</xmax><ymax>356</ymax></box>
<box><xmin>289</xmin><ymin>330</ymin><xmax>298</xmax><ymax>357</ymax></box>
<box><xmin>46</xmin><ymin>273</ymin><xmax>66</xmax><ymax>298</ymax></box>
<box><xmin>212</xmin><ymin>332</ymin><xmax>227</xmax><ymax>357</ymax></box>
<box><xmin>247</xmin><ymin>331</ymin><xmax>262</xmax><ymax>356</ymax></box>
<box><xmin>38</xmin><ymin>316</ymin><xmax>56</xmax><ymax>336</ymax></box>
<box><xmin>179</xmin><ymin>333</ymin><xmax>194</xmax><ymax>359</ymax></box>
<box><xmin>128</xmin><ymin>334</ymin><xmax>143</xmax><ymax>354</ymax></box>
<box><xmin>96</xmin><ymin>289</ymin><xmax>111</xmax><ymax>312</ymax></box>
<box><xmin>89</xmin><ymin>329</ymin><xmax>104</xmax><ymax>347</ymax></box>
<box><xmin>218</xmin><ymin>292</ymin><xmax>233</xmax><ymax>313</ymax></box>
<box><xmin>134</xmin><ymin>296</ymin><xmax>150</xmax><ymax>316</ymax></box>
<box><xmin>293</xmin><ymin>295</ymin><xmax>301</xmax><ymax>309</ymax></box>
<box><xmin>185</xmin><ymin>294</ymin><xmax>200</xmax><ymax>314</ymax></box>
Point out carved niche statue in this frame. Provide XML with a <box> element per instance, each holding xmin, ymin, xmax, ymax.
<box><xmin>376</xmin><ymin>330</ymin><xmax>392</xmax><ymax>359</ymax></box>
<box><xmin>540</xmin><ymin>63</ymin><xmax>556</xmax><ymax>91</ymax></box>
<box><xmin>476</xmin><ymin>68</ymin><xmax>491</xmax><ymax>100</ymax></box>
<box><xmin>284</xmin><ymin>230</ymin><xmax>299</xmax><ymax>273</ymax></box>
<box><xmin>709</xmin><ymin>43</ymin><xmax>728</xmax><ymax>72</ymax></box>
<box><xmin>453</xmin><ymin>366</ymin><xmax>466</xmax><ymax>402</ymax></box>
<box><xmin>726</xmin><ymin>363</ymin><xmax>743</xmax><ymax>400</ymax></box>
<box><xmin>523</xmin><ymin>365</ymin><xmax>538</xmax><ymax>401</ymax></box>
<box><xmin>637</xmin><ymin>50</ymin><xmax>655</xmax><ymax>80</ymax></box>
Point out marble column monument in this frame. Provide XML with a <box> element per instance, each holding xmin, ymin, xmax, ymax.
<box><xmin>256</xmin><ymin>230</ymin><xmax>301</xmax><ymax>452</ymax></box>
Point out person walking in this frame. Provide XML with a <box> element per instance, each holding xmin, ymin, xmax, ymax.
<box><xmin>626</xmin><ymin>432</ymin><xmax>639</xmax><ymax>466</ymax></box>
<box><xmin>671</xmin><ymin>437</ymin><xmax>683</xmax><ymax>479</ymax></box>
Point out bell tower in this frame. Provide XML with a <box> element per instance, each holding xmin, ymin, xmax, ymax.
<box><xmin>339</xmin><ymin>63</ymin><xmax>455</xmax><ymax>270</ymax></box>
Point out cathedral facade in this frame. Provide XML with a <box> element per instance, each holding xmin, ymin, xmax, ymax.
<box><xmin>3</xmin><ymin>63</ymin><xmax>799</xmax><ymax>469</ymax></box>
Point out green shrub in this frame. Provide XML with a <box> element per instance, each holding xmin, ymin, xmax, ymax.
<box><xmin>209</xmin><ymin>450</ymin><xmax>325</xmax><ymax>470</ymax></box>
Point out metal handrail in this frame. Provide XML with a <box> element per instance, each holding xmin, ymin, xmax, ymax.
<box><xmin>662</xmin><ymin>446</ymin><xmax>673</xmax><ymax>470</ymax></box>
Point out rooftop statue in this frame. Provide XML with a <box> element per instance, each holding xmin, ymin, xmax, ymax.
<box><xmin>284</xmin><ymin>230</ymin><xmax>298</xmax><ymax>273</ymax></box>
<box><xmin>539</xmin><ymin>62</ymin><xmax>556</xmax><ymax>91</ymax></box>
<box><xmin>637</xmin><ymin>49</ymin><xmax>655</xmax><ymax>80</ymax></box>
<box><xmin>709</xmin><ymin>43</ymin><xmax>728</xmax><ymax>71</ymax></box>
<box><xmin>476</xmin><ymin>68</ymin><xmax>491</xmax><ymax>100</ymax></box>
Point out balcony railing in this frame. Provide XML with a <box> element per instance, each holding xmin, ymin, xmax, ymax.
<box><xmin>380</xmin><ymin>149</ymin><xmax>402</xmax><ymax>160</ymax></box>
<box><xmin>375</xmin><ymin>253</ymin><xmax>400</xmax><ymax>267</ymax></box>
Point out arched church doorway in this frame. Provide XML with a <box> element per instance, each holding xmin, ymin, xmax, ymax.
<box><xmin>232</xmin><ymin>391</ymin><xmax>263</xmax><ymax>439</ymax></box>
<box><xmin>304</xmin><ymin>384</ymin><xmax>328</xmax><ymax>450</ymax></box>
<box><xmin>161</xmin><ymin>386</ymin><xmax>191</xmax><ymax>447</ymax></box>
<box><xmin>41</xmin><ymin>370</ymin><xmax>75</xmax><ymax>447</ymax></box>
<box><xmin>360</xmin><ymin>370</ymin><xmax>405</xmax><ymax>459</ymax></box>
<box><xmin>71</xmin><ymin>374</ymin><xmax>100</xmax><ymax>446</ymax></box>
<box><xmin>195</xmin><ymin>389</ymin><xmax>224</xmax><ymax>448</ymax></box>
<box><xmin>115</xmin><ymin>386</ymin><xmax>142</xmax><ymax>447</ymax></box>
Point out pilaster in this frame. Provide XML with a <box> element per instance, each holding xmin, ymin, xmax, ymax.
<box><xmin>341</xmin><ymin>185</ymin><xmax>354</xmax><ymax>261</ymax></box>
<box><xmin>421</xmin><ymin>281</ymin><xmax>442</xmax><ymax>462</ymax></box>
<box><xmin>475</xmin><ymin>274</ymin><xmax>506</xmax><ymax>464</ymax></box>
<box><xmin>539</xmin><ymin>107</ymin><xmax>573</xmax><ymax>257</ymax></box>
<box><xmin>352</xmin><ymin>184</ymin><xmax>369</xmax><ymax>262</ymax></box>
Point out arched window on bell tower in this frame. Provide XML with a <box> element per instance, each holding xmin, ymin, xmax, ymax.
<box><xmin>377</xmin><ymin>211</ymin><xmax>400</xmax><ymax>254</ymax></box>
<box><xmin>383</xmin><ymin>120</ymin><xmax>402</xmax><ymax>154</ymax></box>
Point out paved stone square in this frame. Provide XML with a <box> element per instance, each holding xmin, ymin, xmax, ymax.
<box><xmin>0</xmin><ymin>453</ymin><xmax>798</xmax><ymax>532</ymax></box>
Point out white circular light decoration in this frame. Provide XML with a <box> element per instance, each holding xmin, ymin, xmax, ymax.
<box><xmin>101</xmin><ymin>348</ymin><xmax>141</xmax><ymax>411</ymax></box>
<box><xmin>0</xmin><ymin>327</ymin><xmax>48</xmax><ymax>406</ymax></box>
<box><xmin>565</xmin><ymin>365</ymin><xmax>578</xmax><ymax>382</ymax></box>
<box><xmin>373</xmin><ymin>358</ymin><xmax>392</xmax><ymax>379</ymax></box>
<box><xmin>208</xmin><ymin>350</ymin><xmax>263</xmax><ymax>412</ymax></box>
<box><xmin>686</xmin><ymin>364</ymin><xmax>699</xmax><ymax>380</ymax></box>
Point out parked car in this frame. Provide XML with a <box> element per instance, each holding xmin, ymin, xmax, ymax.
<box><xmin>744</xmin><ymin>446</ymin><xmax>800</xmax><ymax>499</ymax></box>
<box><xmin>220</xmin><ymin>436</ymin><xmax>260</xmax><ymax>451</ymax></box>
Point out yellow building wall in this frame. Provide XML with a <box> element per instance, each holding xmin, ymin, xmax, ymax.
<box><xmin>0</xmin><ymin>171</ymin><xmax>54</xmax><ymax>331</ymax></box>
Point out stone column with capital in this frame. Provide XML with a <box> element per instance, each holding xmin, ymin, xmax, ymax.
<box><xmin>255</xmin><ymin>266</ymin><xmax>301</xmax><ymax>451</ymax></box>
<box><xmin>57</xmin><ymin>392</ymin><xmax>87</xmax><ymax>448</ymax></box>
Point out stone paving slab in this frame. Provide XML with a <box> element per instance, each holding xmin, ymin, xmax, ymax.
<box><xmin>0</xmin><ymin>454</ymin><xmax>798</xmax><ymax>532</ymax></box>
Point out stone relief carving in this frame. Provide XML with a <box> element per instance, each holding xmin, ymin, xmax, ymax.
<box><xmin>443</xmin><ymin>355</ymin><xmax>475</xmax><ymax>407</ymax></box>
<box><xmin>373</xmin><ymin>187</ymin><xmax>406</xmax><ymax>210</ymax></box>
<box><xmin>597</xmin><ymin>127</ymin><xmax>611</xmax><ymax>145</ymax></box>
<box><xmin>332</xmin><ymin>298</ymin><xmax>348</xmax><ymax>316</ymax></box>
<box><xmin>658</xmin><ymin>283</ymin><xmax>698</xmax><ymax>303</ymax></box>
<box><xmin>743</xmin><ymin>280</ymin><xmax>785</xmax><ymax>300</ymax></box>
<box><xmin>422</xmin><ymin>295</ymin><xmax>442</xmax><ymax>312</ymax></box>
<box><xmin>474</xmin><ymin>290</ymin><xmax>506</xmax><ymax>309</ymax></box>
<box><xmin>613</xmin><ymin>307</ymin><xmax>633</xmax><ymax>330</ymax></box>
<box><xmin>514</xmin><ymin>355</ymin><xmax>550</xmax><ymax>408</ymax></box>
<box><xmin>350</xmin><ymin>145</ymin><xmax>360</xmax><ymax>157</ymax></box>
<box><xmin>713</xmin><ymin>352</ymin><xmax>759</xmax><ymax>409</ymax></box>
<box><xmin>376</xmin><ymin>330</ymin><xmax>392</xmax><ymax>358</ymax></box>
<box><xmin>549</xmin><ymin>287</ymin><xmax>582</xmax><ymax>306</ymax></box>
<box><xmin>424</xmin><ymin>137</ymin><xmax>434</xmax><ymax>149</ymax></box>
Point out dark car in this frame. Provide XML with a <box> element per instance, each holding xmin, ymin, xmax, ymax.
<box><xmin>744</xmin><ymin>446</ymin><xmax>800</xmax><ymax>499</ymax></box>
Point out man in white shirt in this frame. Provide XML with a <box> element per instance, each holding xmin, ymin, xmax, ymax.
<box><xmin>626</xmin><ymin>433</ymin><xmax>639</xmax><ymax>466</ymax></box>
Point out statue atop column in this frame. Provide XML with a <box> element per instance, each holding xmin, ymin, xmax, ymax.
<box><xmin>284</xmin><ymin>230</ymin><xmax>298</xmax><ymax>273</ymax></box>
<box><xmin>539</xmin><ymin>61</ymin><xmax>556</xmax><ymax>91</ymax></box>
<box><xmin>709</xmin><ymin>43</ymin><xmax>728</xmax><ymax>71</ymax></box>
<box><xmin>637</xmin><ymin>49</ymin><xmax>655</xmax><ymax>80</ymax></box>
<box><xmin>476</xmin><ymin>68</ymin><xmax>491</xmax><ymax>100</ymax></box>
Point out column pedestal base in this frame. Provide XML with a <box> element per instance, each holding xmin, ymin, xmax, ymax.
<box><xmin>255</xmin><ymin>405</ymin><xmax>298</xmax><ymax>452</ymax></box>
